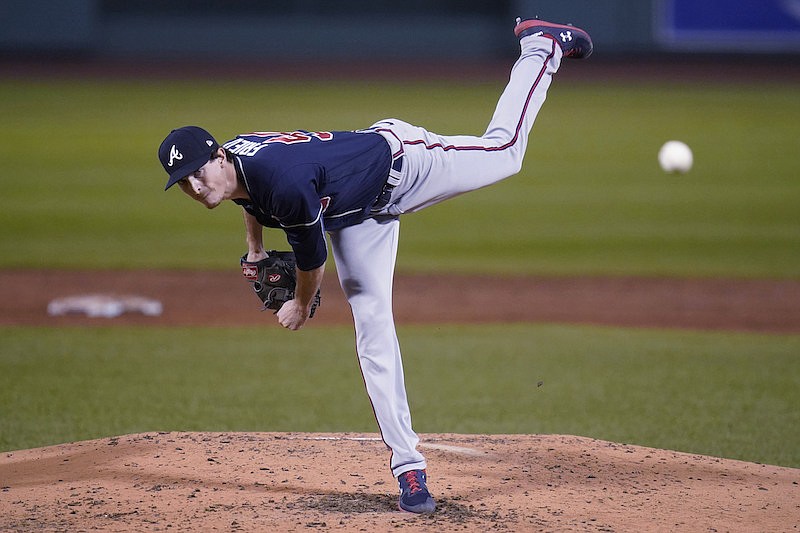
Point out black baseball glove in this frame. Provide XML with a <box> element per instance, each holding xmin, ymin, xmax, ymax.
<box><xmin>240</xmin><ymin>250</ymin><xmax>321</xmax><ymax>317</ymax></box>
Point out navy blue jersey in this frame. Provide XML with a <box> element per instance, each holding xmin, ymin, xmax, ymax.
<box><xmin>228</xmin><ymin>130</ymin><xmax>391</xmax><ymax>270</ymax></box>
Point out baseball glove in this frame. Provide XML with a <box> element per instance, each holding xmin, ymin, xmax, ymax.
<box><xmin>240</xmin><ymin>250</ymin><xmax>321</xmax><ymax>317</ymax></box>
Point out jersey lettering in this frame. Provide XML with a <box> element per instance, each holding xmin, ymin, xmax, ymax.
<box><xmin>224</xmin><ymin>131</ymin><xmax>334</xmax><ymax>157</ymax></box>
<box><xmin>223</xmin><ymin>138</ymin><xmax>268</xmax><ymax>157</ymax></box>
<box><xmin>246</xmin><ymin>131</ymin><xmax>334</xmax><ymax>144</ymax></box>
<box><xmin>320</xmin><ymin>196</ymin><xmax>331</xmax><ymax>213</ymax></box>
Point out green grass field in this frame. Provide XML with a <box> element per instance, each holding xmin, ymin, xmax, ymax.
<box><xmin>0</xmin><ymin>77</ymin><xmax>797</xmax><ymax>276</ymax></box>
<box><xmin>2</xmin><ymin>325</ymin><xmax>798</xmax><ymax>467</ymax></box>
<box><xmin>0</xmin><ymin>73</ymin><xmax>798</xmax><ymax>467</ymax></box>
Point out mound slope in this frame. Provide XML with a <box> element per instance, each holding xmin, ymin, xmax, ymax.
<box><xmin>1</xmin><ymin>432</ymin><xmax>797</xmax><ymax>532</ymax></box>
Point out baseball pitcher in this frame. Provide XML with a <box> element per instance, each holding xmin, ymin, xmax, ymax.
<box><xmin>158</xmin><ymin>17</ymin><xmax>592</xmax><ymax>514</ymax></box>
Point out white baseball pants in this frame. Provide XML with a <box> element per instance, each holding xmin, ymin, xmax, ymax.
<box><xmin>329</xmin><ymin>35</ymin><xmax>562</xmax><ymax>478</ymax></box>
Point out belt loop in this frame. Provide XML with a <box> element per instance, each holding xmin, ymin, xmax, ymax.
<box><xmin>387</xmin><ymin>155</ymin><xmax>403</xmax><ymax>187</ymax></box>
<box><xmin>369</xmin><ymin>124</ymin><xmax>405</xmax><ymax>212</ymax></box>
<box><xmin>371</xmin><ymin>154</ymin><xmax>404</xmax><ymax>212</ymax></box>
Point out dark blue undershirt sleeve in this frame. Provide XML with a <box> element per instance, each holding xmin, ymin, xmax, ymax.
<box><xmin>270</xmin><ymin>165</ymin><xmax>328</xmax><ymax>271</ymax></box>
<box><xmin>284</xmin><ymin>221</ymin><xmax>327</xmax><ymax>271</ymax></box>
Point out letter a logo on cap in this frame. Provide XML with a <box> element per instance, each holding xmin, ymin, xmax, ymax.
<box><xmin>168</xmin><ymin>145</ymin><xmax>183</xmax><ymax>167</ymax></box>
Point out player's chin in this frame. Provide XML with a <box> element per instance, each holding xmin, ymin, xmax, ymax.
<box><xmin>199</xmin><ymin>196</ymin><xmax>222</xmax><ymax>209</ymax></box>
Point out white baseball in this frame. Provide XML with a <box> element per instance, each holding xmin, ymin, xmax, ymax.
<box><xmin>658</xmin><ymin>140</ymin><xmax>693</xmax><ymax>174</ymax></box>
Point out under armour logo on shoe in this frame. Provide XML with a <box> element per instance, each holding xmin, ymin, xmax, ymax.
<box><xmin>560</xmin><ymin>31</ymin><xmax>573</xmax><ymax>42</ymax></box>
<box><xmin>168</xmin><ymin>144</ymin><xmax>183</xmax><ymax>167</ymax></box>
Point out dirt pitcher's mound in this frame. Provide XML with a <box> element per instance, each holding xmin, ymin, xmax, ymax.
<box><xmin>1</xmin><ymin>433</ymin><xmax>797</xmax><ymax>532</ymax></box>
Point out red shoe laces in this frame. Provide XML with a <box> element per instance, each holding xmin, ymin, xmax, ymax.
<box><xmin>403</xmin><ymin>471</ymin><xmax>422</xmax><ymax>493</ymax></box>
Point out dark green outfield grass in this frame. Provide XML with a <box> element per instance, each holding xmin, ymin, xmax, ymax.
<box><xmin>0</xmin><ymin>78</ymin><xmax>797</xmax><ymax>277</ymax></box>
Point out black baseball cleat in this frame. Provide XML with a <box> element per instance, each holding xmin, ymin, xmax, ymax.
<box><xmin>514</xmin><ymin>17</ymin><xmax>593</xmax><ymax>59</ymax></box>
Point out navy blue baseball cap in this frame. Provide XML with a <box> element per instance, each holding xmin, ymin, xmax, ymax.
<box><xmin>158</xmin><ymin>126</ymin><xmax>220</xmax><ymax>190</ymax></box>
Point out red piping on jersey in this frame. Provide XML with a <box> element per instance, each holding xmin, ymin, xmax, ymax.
<box><xmin>402</xmin><ymin>41</ymin><xmax>556</xmax><ymax>153</ymax></box>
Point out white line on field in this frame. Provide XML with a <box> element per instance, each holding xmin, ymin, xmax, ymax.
<box><xmin>301</xmin><ymin>436</ymin><xmax>382</xmax><ymax>442</ymax></box>
<box><xmin>419</xmin><ymin>443</ymin><xmax>485</xmax><ymax>456</ymax></box>
<box><xmin>293</xmin><ymin>436</ymin><xmax>485</xmax><ymax>457</ymax></box>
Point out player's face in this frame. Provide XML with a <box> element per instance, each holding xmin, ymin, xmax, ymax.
<box><xmin>177</xmin><ymin>153</ymin><xmax>232</xmax><ymax>209</ymax></box>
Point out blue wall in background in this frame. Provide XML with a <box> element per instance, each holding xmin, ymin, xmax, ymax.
<box><xmin>656</xmin><ymin>0</ymin><xmax>800</xmax><ymax>51</ymax></box>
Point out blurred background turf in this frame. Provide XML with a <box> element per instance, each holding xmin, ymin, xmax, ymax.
<box><xmin>0</xmin><ymin>78</ymin><xmax>797</xmax><ymax>277</ymax></box>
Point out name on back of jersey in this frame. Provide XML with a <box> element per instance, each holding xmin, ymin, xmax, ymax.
<box><xmin>224</xmin><ymin>138</ymin><xmax>269</xmax><ymax>157</ymax></box>
<box><xmin>224</xmin><ymin>131</ymin><xmax>334</xmax><ymax>157</ymax></box>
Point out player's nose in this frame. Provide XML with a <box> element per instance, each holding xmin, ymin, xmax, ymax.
<box><xmin>186</xmin><ymin>176</ymin><xmax>203</xmax><ymax>195</ymax></box>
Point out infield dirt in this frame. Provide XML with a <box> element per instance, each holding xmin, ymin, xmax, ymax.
<box><xmin>1</xmin><ymin>431</ymin><xmax>798</xmax><ymax>532</ymax></box>
<box><xmin>3</xmin><ymin>270</ymin><xmax>800</xmax><ymax>333</ymax></box>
